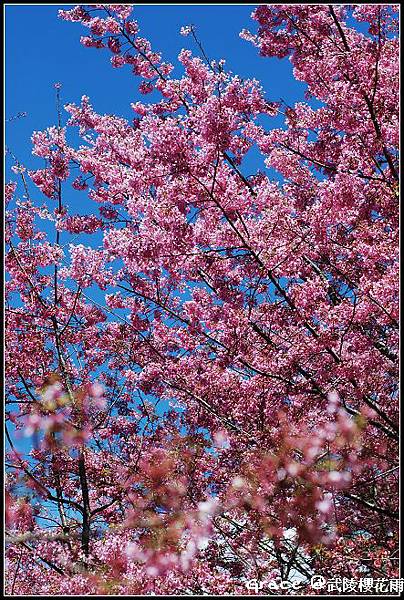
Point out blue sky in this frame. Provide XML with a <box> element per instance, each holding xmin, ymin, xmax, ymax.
<box><xmin>5</xmin><ymin>4</ymin><xmax>307</xmax><ymax>173</ymax></box>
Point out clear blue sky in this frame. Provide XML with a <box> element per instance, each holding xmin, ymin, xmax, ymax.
<box><xmin>5</xmin><ymin>4</ymin><xmax>307</xmax><ymax>173</ymax></box>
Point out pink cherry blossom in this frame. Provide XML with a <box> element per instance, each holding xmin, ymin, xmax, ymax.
<box><xmin>5</xmin><ymin>4</ymin><xmax>398</xmax><ymax>595</ymax></box>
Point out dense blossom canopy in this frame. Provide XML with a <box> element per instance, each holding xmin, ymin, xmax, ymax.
<box><xmin>5</xmin><ymin>4</ymin><xmax>399</xmax><ymax>595</ymax></box>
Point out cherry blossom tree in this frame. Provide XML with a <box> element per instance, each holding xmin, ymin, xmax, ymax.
<box><xmin>5</xmin><ymin>4</ymin><xmax>399</xmax><ymax>595</ymax></box>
